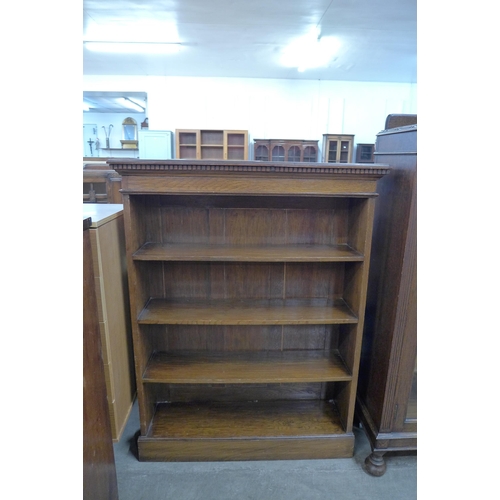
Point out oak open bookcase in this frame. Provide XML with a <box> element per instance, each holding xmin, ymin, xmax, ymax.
<box><xmin>108</xmin><ymin>158</ymin><xmax>389</xmax><ymax>462</ymax></box>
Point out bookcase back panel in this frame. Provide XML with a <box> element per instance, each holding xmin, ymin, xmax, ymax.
<box><xmin>142</xmin><ymin>324</ymin><xmax>340</xmax><ymax>353</ymax></box>
<box><xmin>129</xmin><ymin>195</ymin><xmax>372</xmax><ymax>251</ymax></box>
<box><xmin>151</xmin><ymin>382</ymin><xmax>332</xmax><ymax>403</ymax></box>
<box><xmin>142</xmin><ymin>262</ymin><xmax>345</xmax><ymax>301</ymax></box>
<box><xmin>157</xmin><ymin>207</ymin><xmax>350</xmax><ymax>247</ymax></box>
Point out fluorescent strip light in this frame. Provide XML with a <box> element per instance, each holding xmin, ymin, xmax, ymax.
<box><xmin>84</xmin><ymin>41</ymin><xmax>181</xmax><ymax>54</ymax></box>
<box><xmin>120</xmin><ymin>98</ymin><xmax>145</xmax><ymax>113</ymax></box>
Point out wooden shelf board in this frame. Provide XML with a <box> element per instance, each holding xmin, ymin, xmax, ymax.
<box><xmin>138</xmin><ymin>400</ymin><xmax>353</xmax><ymax>461</ymax></box>
<box><xmin>133</xmin><ymin>243</ymin><xmax>364</xmax><ymax>262</ymax></box>
<box><xmin>138</xmin><ymin>298</ymin><xmax>358</xmax><ymax>325</ymax></box>
<box><xmin>138</xmin><ymin>400</ymin><xmax>354</xmax><ymax>461</ymax></box>
<box><xmin>148</xmin><ymin>400</ymin><xmax>344</xmax><ymax>438</ymax></box>
<box><xmin>142</xmin><ymin>350</ymin><xmax>352</xmax><ymax>384</ymax></box>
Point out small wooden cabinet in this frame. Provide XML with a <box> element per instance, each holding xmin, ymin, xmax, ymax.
<box><xmin>356</xmin><ymin>144</ymin><xmax>375</xmax><ymax>163</ymax></box>
<box><xmin>356</xmin><ymin>123</ymin><xmax>417</xmax><ymax>476</ymax></box>
<box><xmin>109</xmin><ymin>157</ymin><xmax>388</xmax><ymax>462</ymax></box>
<box><xmin>322</xmin><ymin>134</ymin><xmax>355</xmax><ymax>163</ymax></box>
<box><xmin>176</xmin><ymin>129</ymin><xmax>248</xmax><ymax>160</ymax></box>
<box><xmin>253</xmin><ymin>139</ymin><xmax>318</xmax><ymax>162</ymax></box>
<box><xmin>83</xmin><ymin>204</ymin><xmax>137</xmax><ymax>441</ymax></box>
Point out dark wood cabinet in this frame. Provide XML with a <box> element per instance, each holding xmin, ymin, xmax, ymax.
<box><xmin>110</xmin><ymin>158</ymin><xmax>389</xmax><ymax>462</ymax></box>
<box><xmin>253</xmin><ymin>139</ymin><xmax>318</xmax><ymax>162</ymax></box>
<box><xmin>356</xmin><ymin>144</ymin><xmax>375</xmax><ymax>163</ymax></box>
<box><xmin>356</xmin><ymin>123</ymin><xmax>417</xmax><ymax>476</ymax></box>
<box><xmin>83</xmin><ymin>163</ymin><xmax>122</xmax><ymax>204</ymax></box>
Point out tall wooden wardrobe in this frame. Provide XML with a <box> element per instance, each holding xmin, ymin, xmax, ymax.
<box><xmin>356</xmin><ymin>121</ymin><xmax>417</xmax><ymax>476</ymax></box>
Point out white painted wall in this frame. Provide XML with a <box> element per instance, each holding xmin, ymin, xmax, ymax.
<box><xmin>83</xmin><ymin>75</ymin><xmax>416</xmax><ymax>160</ymax></box>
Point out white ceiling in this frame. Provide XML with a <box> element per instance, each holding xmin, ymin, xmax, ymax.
<box><xmin>83</xmin><ymin>0</ymin><xmax>416</xmax><ymax>111</ymax></box>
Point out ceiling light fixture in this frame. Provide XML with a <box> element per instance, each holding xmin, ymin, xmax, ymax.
<box><xmin>121</xmin><ymin>97</ymin><xmax>146</xmax><ymax>113</ymax></box>
<box><xmin>84</xmin><ymin>41</ymin><xmax>181</xmax><ymax>54</ymax></box>
<box><xmin>281</xmin><ymin>29</ymin><xmax>341</xmax><ymax>72</ymax></box>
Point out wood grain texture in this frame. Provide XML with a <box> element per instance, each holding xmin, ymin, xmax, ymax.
<box><xmin>88</xmin><ymin>208</ymin><xmax>136</xmax><ymax>441</ymax></box>
<box><xmin>83</xmin><ymin>221</ymin><xmax>118</xmax><ymax>500</ymax></box>
<box><xmin>138</xmin><ymin>298</ymin><xmax>358</xmax><ymax>325</ymax></box>
<box><xmin>142</xmin><ymin>350</ymin><xmax>351</xmax><ymax>383</ymax></box>
<box><xmin>138</xmin><ymin>435</ymin><xmax>354</xmax><ymax>461</ymax></box>
<box><xmin>356</xmin><ymin>124</ymin><xmax>417</xmax><ymax>475</ymax></box>
<box><xmin>149</xmin><ymin>400</ymin><xmax>344</xmax><ymax>438</ymax></box>
<box><xmin>117</xmin><ymin>159</ymin><xmax>386</xmax><ymax>460</ymax></box>
<box><xmin>121</xmin><ymin>174</ymin><xmax>379</xmax><ymax>197</ymax></box>
<box><xmin>138</xmin><ymin>400</ymin><xmax>354</xmax><ymax>461</ymax></box>
<box><xmin>133</xmin><ymin>242</ymin><xmax>364</xmax><ymax>262</ymax></box>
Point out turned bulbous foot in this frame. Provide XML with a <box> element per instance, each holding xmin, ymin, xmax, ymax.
<box><xmin>364</xmin><ymin>451</ymin><xmax>387</xmax><ymax>477</ymax></box>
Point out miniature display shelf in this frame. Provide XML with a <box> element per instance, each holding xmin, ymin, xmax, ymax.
<box><xmin>108</xmin><ymin>158</ymin><xmax>389</xmax><ymax>462</ymax></box>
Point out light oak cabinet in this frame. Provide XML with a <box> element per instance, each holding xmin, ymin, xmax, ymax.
<box><xmin>109</xmin><ymin>157</ymin><xmax>388</xmax><ymax>462</ymax></box>
<box><xmin>83</xmin><ymin>217</ymin><xmax>118</xmax><ymax>500</ymax></box>
<box><xmin>176</xmin><ymin>129</ymin><xmax>248</xmax><ymax>160</ymax></box>
<box><xmin>253</xmin><ymin>139</ymin><xmax>318</xmax><ymax>162</ymax></box>
<box><xmin>322</xmin><ymin>134</ymin><xmax>355</xmax><ymax>163</ymax></box>
<box><xmin>82</xmin><ymin>204</ymin><xmax>137</xmax><ymax>441</ymax></box>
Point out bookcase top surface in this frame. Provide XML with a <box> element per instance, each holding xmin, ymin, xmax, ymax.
<box><xmin>107</xmin><ymin>159</ymin><xmax>389</xmax><ymax>178</ymax></box>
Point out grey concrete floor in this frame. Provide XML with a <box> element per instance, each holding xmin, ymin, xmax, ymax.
<box><xmin>113</xmin><ymin>400</ymin><xmax>417</xmax><ymax>500</ymax></box>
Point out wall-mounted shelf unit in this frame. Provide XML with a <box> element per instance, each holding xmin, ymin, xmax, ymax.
<box><xmin>176</xmin><ymin>129</ymin><xmax>248</xmax><ymax>160</ymax></box>
<box><xmin>109</xmin><ymin>157</ymin><xmax>389</xmax><ymax>462</ymax></box>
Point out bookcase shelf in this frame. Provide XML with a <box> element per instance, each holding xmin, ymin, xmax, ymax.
<box><xmin>137</xmin><ymin>297</ymin><xmax>359</xmax><ymax>325</ymax></box>
<box><xmin>142</xmin><ymin>350</ymin><xmax>352</xmax><ymax>384</ymax></box>
<box><xmin>132</xmin><ymin>242</ymin><xmax>364</xmax><ymax>262</ymax></box>
<box><xmin>109</xmin><ymin>158</ymin><xmax>388</xmax><ymax>462</ymax></box>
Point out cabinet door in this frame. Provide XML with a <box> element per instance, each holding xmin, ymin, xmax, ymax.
<box><xmin>139</xmin><ymin>130</ymin><xmax>173</xmax><ymax>159</ymax></box>
<box><xmin>303</xmin><ymin>145</ymin><xmax>317</xmax><ymax>162</ymax></box>
<box><xmin>326</xmin><ymin>139</ymin><xmax>339</xmax><ymax>163</ymax></box>
<box><xmin>224</xmin><ymin>131</ymin><xmax>247</xmax><ymax>160</ymax></box>
<box><xmin>339</xmin><ymin>140</ymin><xmax>351</xmax><ymax>163</ymax></box>
<box><xmin>201</xmin><ymin>130</ymin><xmax>224</xmax><ymax>160</ymax></box>
<box><xmin>255</xmin><ymin>143</ymin><xmax>269</xmax><ymax>161</ymax></box>
<box><xmin>287</xmin><ymin>145</ymin><xmax>301</xmax><ymax>162</ymax></box>
<box><xmin>176</xmin><ymin>130</ymin><xmax>200</xmax><ymax>159</ymax></box>
<box><xmin>271</xmin><ymin>144</ymin><xmax>285</xmax><ymax>161</ymax></box>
